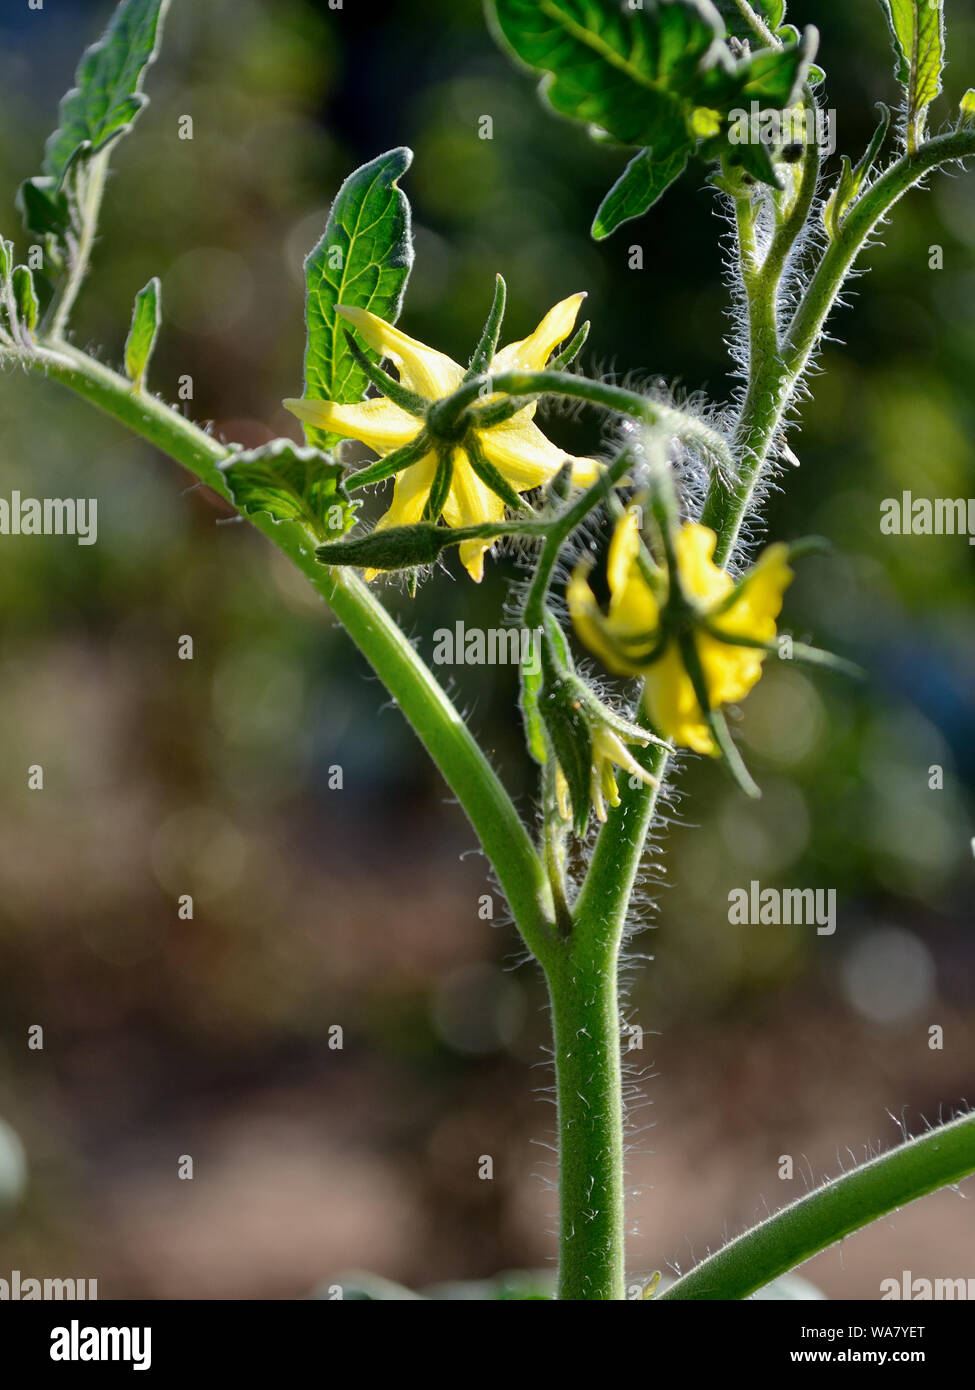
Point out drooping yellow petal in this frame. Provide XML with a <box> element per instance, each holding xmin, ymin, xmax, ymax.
<box><xmin>606</xmin><ymin>506</ymin><xmax>641</xmax><ymax>597</ymax></box>
<box><xmin>491</xmin><ymin>293</ymin><xmax>586</xmax><ymax>373</ymax></box>
<box><xmin>337</xmin><ymin>305</ymin><xmax>464</xmax><ymax>399</ymax></box>
<box><xmin>605</xmin><ymin>511</ymin><xmax>660</xmax><ymax>642</ymax></box>
<box><xmin>697</xmin><ymin>631</ymin><xmax>767</xmax><ymax>707</ymax></box>
<box><xmin>477</xmin><ymin>414</ymin><xmax>601</xmax><ymax>490</ymax></box>
<box><xmin>566</xmin><ymin>567</ymin><xmax>640</xmax><ymax>678</ymax></box>
<box><xmin>284</xmin><ymin>396</ymin><xmax>419</xmax><ymax>452</ymax></box>
<box><xmin>709</xmin><ymin>542</ymin><xmax>792</xmax><ymax>644</ymax></box>
<box><xmin>441</xmin><ymin>450</ymin><xmax>505</xmax><ymax>582</ymax></box>
<box><xmin>672</xmin><ymin>523</ymin><xmax>734</xmax><ymax>607</ymax></box>
<box><xmin>641</xmin><ymin>643</ymin><xmax>716</xmax><ymax>755</ymax></box>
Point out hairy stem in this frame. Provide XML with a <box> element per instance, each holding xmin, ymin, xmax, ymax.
<box><xmin>547</xmin><ymin>941</ymin><xmax>626</xmax><ymax>1301</ymax></box>
<box><xmin>702</xmin><ymin>127</ymin><xmax>975</xmax><ymax>564</ymax></box>
<box><xmin>48</xmin><ymin>150</ymin><xmax>110</xmax><ymax>340</ymax></box>
<box><xmin>658</xmin><ymin>1111</ymin><xmax>975</xmax><ymax>1300</ymax></box>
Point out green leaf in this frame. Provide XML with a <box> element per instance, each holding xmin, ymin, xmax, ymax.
<box><xmin>300</xmin><ymin>148</ymin><xmax>415</xmax><ymax>449</ymax></box>
<box><xmin>491</xmin><ymin>0</ymin><xmax>817</xmax><ymax>215</ymax></box>
<box><xmin>11</xmin><ymin>266</ymin><xmax>39</xmax><ymax>334</ymax></box>
<box><xmin>43</xmin><ymin>0</ymin><xmax>171</xmax><ymax>180</ymax></box>
<box><xmin>124</xmin><ymin>276</ymin><xmax>160</xmax><ymax>389</ymax></box>
<box><xmin>592</xmin><ymin>145</ymin><xmax>690</xmax><ymax>239</ymax></box>
<box><xmin>877</xmin><ymin>0</ymin><xmax>944</xmax><ymax>148</ymax></box>
<box><xmin>0</xmin><ymin>240</ymin><xmax>12</xmax><ymax>282</ymax></box>
<box><xmin>223</xmin><ymin>440</ymin><xmax>357</xmax><ymax>541</ymax></box>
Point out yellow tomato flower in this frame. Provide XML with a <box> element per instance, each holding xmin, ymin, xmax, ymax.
<box><xmin>568</xmin><ymin>509</ymin><xmax>793</xmax><ymax>754</ymax></box>
<box><xmin>285</xmin><ymin>295</ymin><xmax>600</xmax><ymax>582</ymax></box>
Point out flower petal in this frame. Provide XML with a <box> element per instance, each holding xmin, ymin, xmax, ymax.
<box><xmin>566</xmin><ymin>567</ymin><xmax>641</xmax><ymax>677</ymax></box>
<box><xmin>641</xmin><ymin>644</ymin><xmax>716</xmax><ymax>755</ymax></box>
<box><xmin>441</xmin><ymin>451</ymin><xmax>505</xmax><ymax>582</ymax></box>
<box><xmin>604</xmin><ymin>510</ymin><xmax>660</xmax><ymax>637</ymax></box>
<box><xmin>673</xmin><ymin>523</ymin><xmax>734</xmax><ymax>607</ymax></box>
<box><xmin>710</xmin><ymin>542</ymin><xmax>793</xmax><ymax>643</ymax></box>
<box><xmin>284</xmin><ymin>396</ymin><xmax>419</xmax><ymax>452</ymax></box>
<box><xmin>337</xmin><ymin>305</ymin><xmax>464</xmax><ymax>400</ymax></box>
<box><xmin>478</xmin><ymin>415</ymin><xmax>600</xmax><ymax>490</ymax></box>
<box><xmin>491</xmin><ymin>293</ymin><xmax>586</xmax><ymax>373</ymax></box>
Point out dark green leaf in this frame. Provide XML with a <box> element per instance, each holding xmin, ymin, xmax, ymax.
<box><xmin>491</xmin><ymin>0</ymin><xmax>817</xmax><ymax>214</ymax></box>
<box><xmin>16</xmin><ymin>176</ymin><xmax>70</xmax><ymax>244</ymax></box>
<box><xmin>301</xmin><ymin>148</ymin><xmax>414</xmax><ymax>449</ymax></box>
<box><xmin>223</xmin><ymin>440</ymin><xmax>357</xmax><ymax>540</ymax></box>
<box><xmin>592</xmin><ymin>145</ymin><xmax>691</xmax><ymax>239</ymax></box>
<box><xmin>43</xmin><ymin>0</ymin><xmax>170</xmax><ymax>180</ymax></box>
<box><xmin>124</xmin><ymin>276</ymin><xmax>160</xmax><ymax>388</ymax></box>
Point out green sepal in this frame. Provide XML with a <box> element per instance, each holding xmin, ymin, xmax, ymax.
<box><xmin>124</xmin><ymin>276</ymin><xmax>161</xmax><ymax>389</ymax></box>
<box><xmin>343</xmin><ymin>332</ymin><xmax>428</xmax><ymax>416</ymax></box>
<box><xmin>466</xmin><ymin>274</ymin><xmax>507</xmax><ymax>379</ymax></box>
<box><xmin>521</xmin><ymin>612</ymin><xmax>574</xmax><ymax>767</ymax></box>
<box><xmin>316</xmin><ymin>522</ymin><xmax>460</xmax><ymax>571</ymax></box>
<box><xmin>424</xmin><ymin>447</ymin><xmax>455</xmax><ymax>521</ymax></box>
<box><xmin>465</xmin><ymin>433</ymin><xmax>526</xmax><ymax>512</ymax></box>
<box><xmin>537</xmin><ymin>634</ymin><xmax>592</xmax><ymax>837</ymax></box>
<box><xmin>12</xmin><ymin>266</ymin><xmax>39</xmax><ymax>334</ymax></box>
<box><xmin>345</xmin><ymin>432</ymin><xmax>431</xmax><ymax>491</ymax></box>
<box><xmin>222</xmin><ymin>439</ymin><xmax>357</xmax><ymax>541</ymax></box>
<box><xmin>824</xmin><ymin>104</ymin><xmax>890</xmax><ymax>239</ymax></box>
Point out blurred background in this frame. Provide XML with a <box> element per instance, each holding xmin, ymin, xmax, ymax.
<box><xmin>0</xmin><ymin>0</ymin><xmax>973</xmax><ymax>1298</ymax></box>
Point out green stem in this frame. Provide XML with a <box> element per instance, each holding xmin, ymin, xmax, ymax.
<box><xmin>658</xmin><ymin>1111</ymin><xmax>975</xmax><ymax>1300</ymax></box>
<box><xmin>19</xmin><ymin>339</ymin><xmax>556</xmax><ymax>960</ymax></box>
<box><xmin>477</xmin><ymin>370</ymin><xmax>735</xmax><ymax>475</ymax></box>
<box><xmin>546</xmin><ymin>941</ymin><xmax>626</xmax><ymax>1301</ymax></box>
<box><xmin>702</xmin><ymin>127</ymin><xmax>975</xmax><ymax>564</ymax></box>
<box><xmin>48</xmin><ymin>149</ymin><xmax>110</xmax><ymax>340</ymax></box>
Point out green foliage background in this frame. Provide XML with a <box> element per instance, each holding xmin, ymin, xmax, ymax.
<box><xmin>0</xmin><ymin>0</ymin><xmax>972</xmax><ymax>1296</ymax></box>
